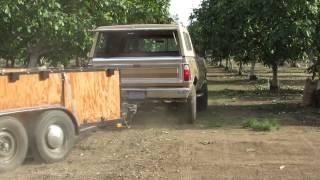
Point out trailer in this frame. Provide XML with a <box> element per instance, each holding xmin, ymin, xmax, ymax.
<box><xmin>0</xmin><ymin>68</ymin><xmax>123</xmax><ymax>172</ymax></box>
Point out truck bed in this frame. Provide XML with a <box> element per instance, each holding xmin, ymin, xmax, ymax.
<box><xmin>93</xmin><ymin>56</ymin><xmax>188</xmax><ymax>88</ymax></box>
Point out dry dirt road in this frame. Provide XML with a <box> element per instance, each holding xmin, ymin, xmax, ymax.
<box><xmin>1</xmin><ymin>66</ymin><xmax>320</xmax><ymax>179</ymax></box>
<box><xmin>2</xmin><ymin>114</ymin><xmax>320</xmax><ymax>180</ymax></box>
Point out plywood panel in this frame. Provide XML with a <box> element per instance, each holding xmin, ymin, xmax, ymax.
<box><xmin>0</xmin><ymin>69</ymin><xmax>121</xmax><ymax>125</ymax></box>
<box><xmin>64</xmin><ymin>71</ymin><xmax>121</xmax><ymax>124</ymax></box>
<box><xmin>0</xmin><ymin>73</ymin><xmax>63</xmax><ymax>111</ymax></box>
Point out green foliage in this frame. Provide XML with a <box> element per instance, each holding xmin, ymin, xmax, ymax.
<box><xmin>243</xmin><ymin>118</ymin><xmax>280</xmax><ymax>131</ymax></box>
<box><xmin>0</xmin><ymin>0</ymin><xmax>172</xmax><ymax>67</ymax></box>
<box><xmin>189</xmin><ymin>0</ymin><xmax>320</xmax><ymax>87</ymax></box>
<box><xmin>189</xmin><ymin>0</ymin><xmax>255</xmax><ymax>63</ymax></box>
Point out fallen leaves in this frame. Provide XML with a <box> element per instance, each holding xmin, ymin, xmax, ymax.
<box><xmin>199</xmin><ymin>141</ymin><xmax>215</xmax><ymax>145</ymax></box>
<box><xmin>246</xmin><ymin>148</ymin><xmax>256</xmax><ymax>153</ymax></box>
<box><xmin>280</xmin><ymin>165</ymin><xmax>286</xmax><ymax>170</ymax></box>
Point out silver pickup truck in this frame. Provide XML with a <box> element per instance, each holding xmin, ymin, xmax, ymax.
<box><xmin>89</xmin><ymin>24</ymin><xmax>207</xmax><ymax>123</ymax></box>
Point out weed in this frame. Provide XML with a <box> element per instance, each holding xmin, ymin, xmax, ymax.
<box><xmin>243</xmin><ymin>118</ymin><xmax>280</xmax><ymax>131</ymax></box>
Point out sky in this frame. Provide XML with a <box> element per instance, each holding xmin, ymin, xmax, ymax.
<box><xmin>170</xmin><ymin>0</ymin><xmax>202</xmax><ymax>26</ymax></box>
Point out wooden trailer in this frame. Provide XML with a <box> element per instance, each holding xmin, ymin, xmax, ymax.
<box><xmin>0</xmin><ymin>68</ymin><xmax>121</xmax><ymax>172</ymax></box>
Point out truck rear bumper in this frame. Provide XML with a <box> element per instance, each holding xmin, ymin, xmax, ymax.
<box><xmin>122</xmin><ymin>87</ymin><xmax>191</xmax><ymax>100</ymax></box>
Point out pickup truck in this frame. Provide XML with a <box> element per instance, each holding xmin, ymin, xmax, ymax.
<box><xmin>89</xmin><ymin>24</ymin><xmax>208</xmax><ymax>123</ymax></box>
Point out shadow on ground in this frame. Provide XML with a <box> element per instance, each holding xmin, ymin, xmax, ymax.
<box><xmin>129</xmin><ymin>65</ymin><xmax>316</xmax><ymax>130</ymax></box>
<box><xmin>128</xmin><ymin>101</ymin><xmax>313</xmax><ymax>131</ymax></box>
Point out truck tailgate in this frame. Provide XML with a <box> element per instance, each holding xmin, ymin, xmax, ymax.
<box><xmin>92</xmin><ymin>56</ymin><xmax>185</xmax><ymax>87</ymax></box>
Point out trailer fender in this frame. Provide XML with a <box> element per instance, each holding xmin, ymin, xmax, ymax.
<box><xmin>0</xmin><ymin>106</ymin><xmax>80</xmax><ymax>135</ymax></box>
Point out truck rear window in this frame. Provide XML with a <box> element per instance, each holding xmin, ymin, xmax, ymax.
<box><xmin>94</xmin><ymin>30</ymin><xmax>181</xmax><ymax>58</ymax></box>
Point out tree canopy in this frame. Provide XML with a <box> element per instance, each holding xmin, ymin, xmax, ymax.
<box><xmin>189</xmin><ymin>0</ymin><xmax>320</xmax><ymax>92</ymax></box>
<box><xmin>0</xmin><ymin>0</ymin><xmax>172</xmax><ymax>67</ymax></box>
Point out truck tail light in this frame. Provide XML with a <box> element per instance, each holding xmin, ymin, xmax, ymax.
<box><xmin>183</xmin><ymin>64</ymin><xmax>191</xmax><ymax>81</ymax></box>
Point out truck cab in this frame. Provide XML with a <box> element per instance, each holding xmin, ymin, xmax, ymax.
<box><xmin>89</xmin><ymin>24</ymin><xmax>208</xmax><ymax>123</ymax></box>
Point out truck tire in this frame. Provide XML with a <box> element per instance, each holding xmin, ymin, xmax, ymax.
<box><xmin>30</xmin><ymin>110</ymin><xmax>75</xmax><ymax>163</ymax></box>
<box><xmin>185</xmin><ymin>86</ymin><xmax>197</xmax><ymax>124</ymax></box>
<box><xmin>0</xmin><ymin>116</ymin><xmax>28</xmax><ymax>173</ymax></box>
<box><xmin>197</xmin><ymin>83</ymin><xmax>208</xmax><ymax>111</ymax></box>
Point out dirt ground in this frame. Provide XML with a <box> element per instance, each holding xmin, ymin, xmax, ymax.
<box><xmin>2</xmin><ymin>65</ymin><xmax>320</xmax><ymax>179</ymax></box>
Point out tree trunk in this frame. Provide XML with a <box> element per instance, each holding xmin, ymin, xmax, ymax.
<box><xmin>225</xmin><ymin>59</ymin><xmax>229</xmax><ymax>70</ymax></box>
<box><xmin>225</xmin><ymin>58</ymin><xmax>232</xmax><ymax>71</ymax></box>
<box><xmin>4</xmin><ymin>59</ymin><xmax>15</xmax><ymax>68</ymax></box>
<box><xmin>249</xmin><ymin>61</ymin><xmax>257</xmax><ymax>80</ymax></box>
<box><xmin>27</xmin><ymin>42</ymin><xmax>51</xmax><ymax>68</ymax></box>
<box><xmin>76</xmin><ymin>57</ymin><xmax>80</xmax><ymax>67</ymax></box>
<box><xmin>303</xmin><ymin>79</ymin><xmax>317</xmax><ymax>106</ymax></box>
<box><xmin>238</xmin><ymin>60</ymin><xmax>243</xmax><ymax>76</ymax></box>
<box><xmin>10</xmin><ymin>59</ymin><xmax>15</xmax><ymax>67</ymax></box>
<box><xmin>270</xmin><ymin>63</ymin><xmax>280</xmax><ymax>93</ymax></box>
<box><xmin>28</xmin><ymin>53</ymin><xmax>40</xmax><ymax>68</ymax></box>
<box><xmin>5</xmin><ymin>59</ymin><xmax>9</xmax><ymax>67</ymax></box>
<box><xmin>218</xmin><ymin>59</ymin><xmax>222</xmax><ymax>67</ymax></box>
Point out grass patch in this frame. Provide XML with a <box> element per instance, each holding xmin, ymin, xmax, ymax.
<box><xmin>243</xmin><ymin>118</ymin><xmax>280</xmax><ymax>131</ymax></box>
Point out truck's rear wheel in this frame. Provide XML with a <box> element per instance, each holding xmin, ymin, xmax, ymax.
<box><xmin>185</xmin><ymin>86</ymin><xmax>197</xmax><ymax>124</ymax></box>
<box><xmin>0</xmin><ymin>116</ymin><xmax>28</xmax><ymax>173</ymax></box>
<box><xmin>197</xmin><ymin>83</ymin><xmax>208</xmax><ymax>111</ymax></box>
<box><xmin>30</xmin><ymin>111</ymin><xmax>75</xmax><ymax>163</ymax></box>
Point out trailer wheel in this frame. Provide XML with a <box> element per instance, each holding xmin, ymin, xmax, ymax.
<box><xmin>31</xmin><ymin>111</ymin><xmax>75</xmax><ymax>163</ymax></box>
<box><xmin>0</xmin><ymin>116</ymin><xmax>28</xmax><ymax>173</ymax></box>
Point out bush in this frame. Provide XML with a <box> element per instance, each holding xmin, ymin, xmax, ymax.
<box><xmin>243</xmin><ymin>118</ymin><xmax>280</xmax><ymax>131</ymax></box>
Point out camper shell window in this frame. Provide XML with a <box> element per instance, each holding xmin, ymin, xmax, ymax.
<box><xmin>94</xmin><ymin>30</ymin><xmax>181</xmax><ymax>58</ymax></box>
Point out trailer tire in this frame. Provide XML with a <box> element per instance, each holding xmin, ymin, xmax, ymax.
<box><xmin>31</xmin><ymin>110</ymin><xmax>75</xmax><ymax>163</ymax></box>
<box><xmin>0</xmin><ymin>116</ymin><xmax>28</xmax><ymax>173</ymax></box>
